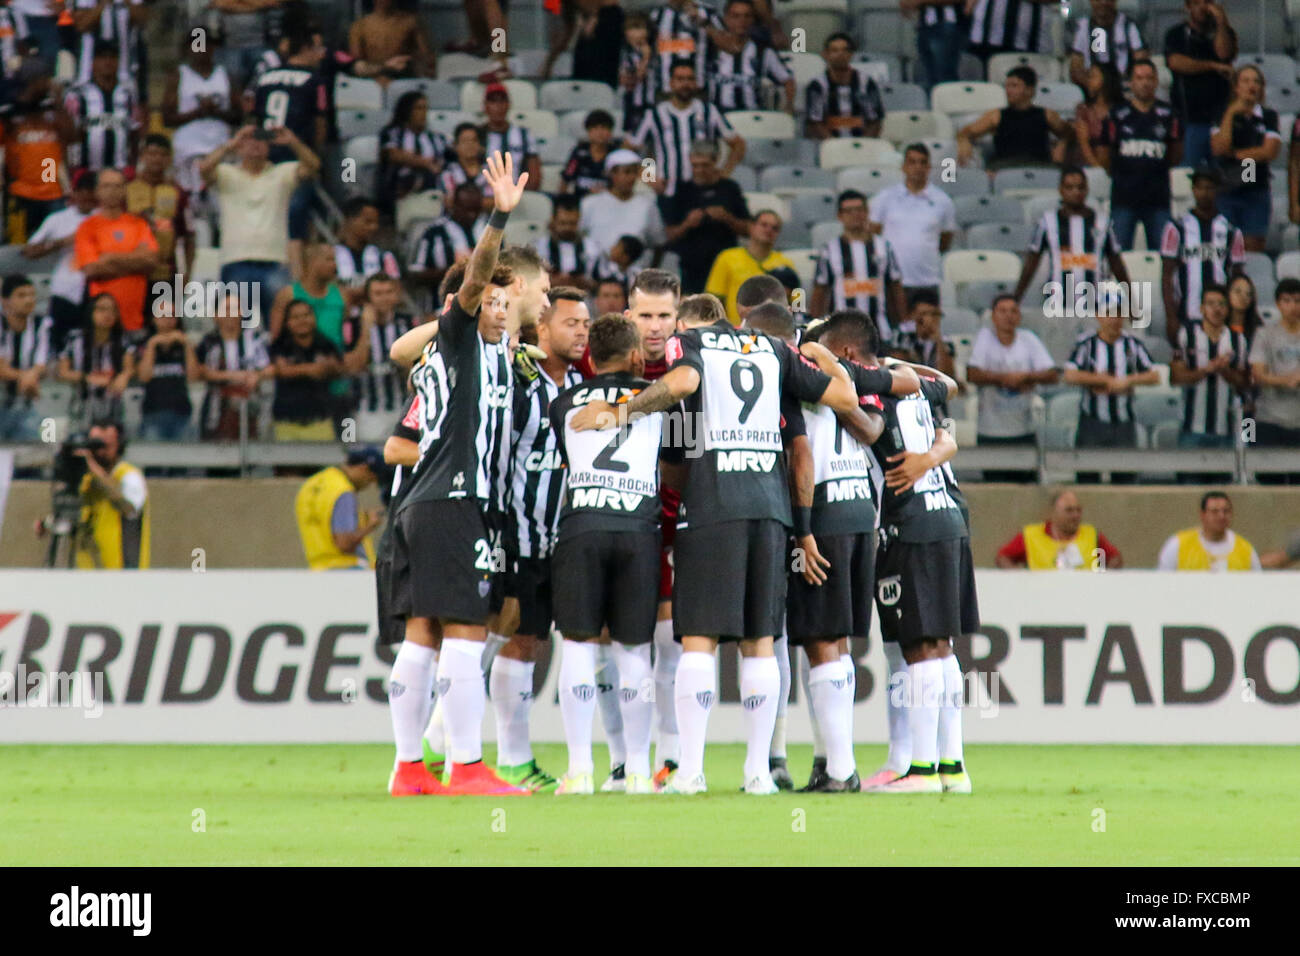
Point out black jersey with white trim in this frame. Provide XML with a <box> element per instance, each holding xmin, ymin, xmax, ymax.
<box><xmin>398</xmin><ymin>298</ymin><xmax>513</xmax><ymax>511</ymax></box>
<box><xmin>871</xmin><ymin>376</ymin><xmax>965</xmax><ymax>543</ymax></box>
<box><xmin>665</xmin><ymin>321</ymin><xmax>831</xmax><ymax>530</ymax></box>
<box><xmin>550</xmin><ymin>371</ymin><xmax>665</xmax><ymax>539</ymax></box>
<box><xmin>510</xmin><ymin>363</ymin><xmax>585</xmax><ymax>558</ymax></box>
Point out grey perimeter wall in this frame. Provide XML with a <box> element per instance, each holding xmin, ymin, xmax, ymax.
<box><xmin>3</xmin><ymin>479</ymin><xmax>1298</xmax><ymax>569</ymax></box>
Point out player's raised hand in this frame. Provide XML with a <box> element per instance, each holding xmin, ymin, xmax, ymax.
<box><xmin>571</xmin><ymin>400</ymin><xmax>618</xmax><ymax>431</ymax></box>
<box><xmin>485</xmin><ymin>150</ymin><xmax>528</xmax><ymax>213</ymax></box>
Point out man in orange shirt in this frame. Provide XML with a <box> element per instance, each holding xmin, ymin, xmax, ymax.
<box><xmin>74</xmin><ymin>168</ymin><xmax>160</xmax><ymax>334</ymax></box>
<box><xmin>2</xmin><ymin>63</ymin><xmax>74</xmax><ymax>243</ymax></box>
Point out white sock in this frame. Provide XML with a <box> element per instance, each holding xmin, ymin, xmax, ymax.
<box><xmin>839</xmin><ymin>650</ymin><xmax>856</xmax><ymax>762</ymax></box>
<box><xmin>558</xmin><ymin>638</ymin><xmax>597</xmax><ymax>775</ymax></box>
<box><xmin>800</xmin><ymin>649</ymin><xmax>825</xmax><ymax>758</ymax></box>
<box><xmin>673</xmin><ymin>651</ymin><xmax>716</xmax><ymax>780</ymax></box>
<box><xmin>740</xmin><ymin>656</ymin><xmax>780</xmax><ymax>783</ymax></box>
<box><xmin>594</xmin><ymin>643</ymin><xmax>627</xmax><ymax>768</ymax></box>
<box><xmin>481</xmin><ymin>631</ymin><xmax>508</xmax><ymax>672</ymax></box>
<box><xmin>613</xmin><ymin>641</ymin><xmax>654</xmax><ymax>778</ymax></box>
<box><xmin>423</xmin><ymin>697</ymin><xmax>446</xmax><ymax>759</ymax></box>
<box><xmin>388</xmin><ymin>641</ymin><xmax>435</xmax><ymax>763</ymax></box>
<box><xmin>652</xmin><ymin>618</ymin><xmax>680</xmax><ymax>766</ymax></box>
<box><xmin>770</xmin><ymin>633</ymin><xmax>790</xmax><ymax>759</ymax></box>
<box><xmin>490</xmin><ymin>655</ymin><xmax>535</xmax><ymax>767</ymax></box>
<box><xmin>939</xmin><ymin>653</ymin><xmax>964</xmax><ymax>766</ymax></box>
<box><xmin>438</xmin><ymin>637</ymin><xmax>487</xmax><ymax>765</ymax></box>
<box><xmin>906</xmin><ymin>658</ymin><xmax>943</xmax><ymax>773</ymax></box>
<box><xmin>809</xmin><ymin>660</ymin><xmax>855</xmax><ymax>781</ymax></box>
<box><xmin>883</xmin><ymin>641</ymin><xmax>911</xmax><ymax>774</ymax></box>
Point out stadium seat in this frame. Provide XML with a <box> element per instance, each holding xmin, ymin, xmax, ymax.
<box><xmin>943</xmin><ymin>249</ymin><xmax>1021</xmax><ymax>286</ymax></box>
<box><xmin>504</xmin><ymin>219</ymin><xmax>546</xmax><ymax>245</ymax></box>
<box><xmin>993</xmin><ymin>165</ymin><xmax>1058</xmax><ymax>198</ymax></box>
<box><xmin>965</xmin><ymin>222</ymin><xmax>1033</xmax><ymax>252</ymax></box>
<box><xmin>1168</xmin><ymin>166</ymin><xmax>1194</xmax><ymax>202</ymax></box>
<box><xmin>1120</xmin><ymin>251</ymin><xmax>1161</xmax><ymax>291</ymax></box>
<box><xmin>957</xmin><ymin>279</ymin><xmax>1017</xmax><ymax>312</ymax></box>
<box><xmin>335</xmin><ymin>76</ymin><xmax>383</xmax><ymax>111</ymax></box>
<box><xmin>787</xmin><ymin>190</ymin><xmax>837</xmax><ymax>225</ymax></box>
<box><xmin>539</xmin><ymin>163</ymin><xmax>564</xmax><ymax>193</ymax></box>
<box><xmin>1033</xmin><ymin>82</ymin><xmax>1083</xmax><ymax>115</ymax></box>
<box><xmin>503</xmin><ymin>109</ymin><xmax>559</xmax><ymax>138</ymax></box>
<box><xmin>986</xmin><ymin>52</ymin><xmax>1061</xmax><ymax>85</ymax></box>
<box><xmin>744</xmin><ymin>191</ymin><xmax>791</xmax><ymax>221</ymax></box>
<box><xmin>1234</xmin><ymin>53</ymin><xmax>1297</xmax><ymax>91</ymax></box>
<box><xmin>33</xmin><ymin>380</ymin><xmax>74</xmax><ymax>431</ymax></box>
<box><xmin>877</xmin><ymin>82</ymin><xmax>927</xmax><ymax>111</ymax></box>
<box><xmin>534</xmin><ymin>134</ymin><xmax>576</xmax><ymax>164</ymax></box>
<box><xmin>880</xmin><ymin>110</ymin><xmax>954</xmax><ymax>144</ymax></box>
<box><xmin>773</xmin><ymin>1</ymin><xmax>847</xmax><ymax>53</ymax></box>
<box><xmin>783</xmin><ymin>50</ymin><xmax>827</xmax><ymax>100</ymax></box>
<box><xmin>426</xmin><ymin>109</ymin><xmax>476</xmax><ymax>136</ymax></box>
<box><xmin>778</xmin><ymin>220</ymin><xmax>812</xmax><ymax>249</ymax></box>
<box><xmin>513</xmin><ymin>191</ymin><xmax>554</xmax><ymax>222</ymax></box>
<box><xmin>953</xmin><ymin>194</ymin><xmax>1024</xmax><ymax>228</ymax></box>
<box><xmin>461</xmin><ymin>79</ymin><xmax>538</xmax><ymax>112</ymax></box>
<box><xmin>931</xmin><ymin>167</ymin><xmax>991</xmax><ymax>199</ymax></box>
<box><xmin>745</xmin><ymin>137</ymin><xmax>819</xmax><ymax>167</ymax></box>
<box><xmin>853</xmin><ymin>55</ymin><xmax>899</xmax><ymax>85</ymax></box>
<box><xmin>810</xmin><ymin>221</ymin><xmax>841</xmax><ymax>250</ymax></box>
<box><xmin>1270</xmin><ymin>87</ymin><xmax>1300</xmax><ymax>117</ymax></box>
<box><xmin>725</xmin><ymin>110</ymin><xmax>797</xmax><ymax>140</ymax></box>
<box><xmin>1228</xmin><ymin>1</ymin><xmax>1292</xmax><ymax>53</ymax></box>
<box><xmin>1242</xmin><ymin>251</ymin><xmax>1277</xmax><ymax>292</ymax></box>
<box><xmin>930</xmin><ymin>82</ymin><xmax>1006</xmax><ymax>117</ymax></box>
<box><xmin>1266</xmin><ymin>221</ymin><xmax>1300</xmax><ymax>255</ymax></box>
<box><xmin>781</xmin><ymin>247</ymin><xmax>819</xmax><ymax>288</ymax></box>
<box><xmin>121</xmin><ymin>386</ymin><xmax>145</xmax><ymax>438</ymax></box>
<box><xmin>386</xmin><ymin>78</ymin><xmax>461</xmax><ymax>110</ymax></box>
<box><xmin>940</xmin><ymin>306</ymin><xmax>979</xmax><ymax>336</ymax></box>
<box><xmin>759</xmin><ymin>165</ymin><xmax>837</xmax><ymax>193</ymax></box>
<box><xmin>337</xmin><ymin>110</ymin><xmax>386</xmax><ymax>141</ymax></box>
<box><xmin>818</xmin><ymin>137</ymin><xmax>900</xmax><ymax>169</ymax></box>
<box><xmin>835</xmin><ymin>165</ymin><xmax>902</xmax><ymax>196</ymax></box>
<box><xmin>396</xmin><ymin>191</ymin><xmax>444</xmax><ymax>239</ymax></box>
<box><xmin>438</xmin><ymin>53</ymin><xmax>500</xmax><ymax>80</ymax></box>
<box><xmin>539</xmin><ymin>80</ymin><xmax>616</xmax><ymax>112</ymax></box>
<box><xmin>1133</xmin><ymin>391</ymin><xmax>1183</xmax><ymax>432</ymax></box>
<box><xmin>1277</xmin><ymin>251</ymin><xmax>1300</xmax><ymax>281</ymax></box>
<box><xmin>1150</xmin><ymin>420</ymin><xmax>1181</xmax><ymax>450</ymax></box>
<box><xmin>731</xmin><ymin>166</ymin><xmax>759</xmax><ymax>191</ymax></box>
<box><xmin>1046</xmin><ymin>391</ymin><xmax>1081</xmax><ymax>440</ymax></box>
<box><xmin>855</xmin><ymin>10</ymin><xmax>914</xmax><ymax>60</ymax></box>
<box><xmin>1083</xmin><ymin>166</ymin><xmax>1111</xmax><ymax>201</ymax></box>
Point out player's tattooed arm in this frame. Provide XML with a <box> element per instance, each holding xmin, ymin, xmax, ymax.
<box><xmin>571</xmin><ymin>366</ymin><xmax>700</xmax><ymax>430</ymax></box>
<box><xmin>459</xmin><ymin>150</ymin><xmax>529</xmax><ymax>315</ymax></box>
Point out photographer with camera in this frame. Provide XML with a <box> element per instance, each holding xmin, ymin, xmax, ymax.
<box><xmin>41</xmin><ymin>420</ymin><xmax>151</xmax><ymax>569</ymax></box>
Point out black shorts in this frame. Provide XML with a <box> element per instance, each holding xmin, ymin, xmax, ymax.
<box><xmin>552</xmin><ymin>529</ymin><xmax>660</xmax><ymax>645</ymax></box>
<box><xmin>786</xmin><ymin>531</ymin><xmax>875</xmax><ymax>644</ymax></box>
<box><xmin>391</xmin><ymin>498</ymin><xmax>495</xmax><ymax>624</ymax></box>
<box><xmin>674</xmin><ymin>519</ymin><xmax>787</xmax><ymax>641</ymax></box>
<box><xmin>875</xmin><ymin>534</ymin><xmax>980</xmax><ymax>646</ymax></box>
<box><xmin>507</xmin><ymin>556</ymin><xmax>554</xmax><ymax>637</ymax></box>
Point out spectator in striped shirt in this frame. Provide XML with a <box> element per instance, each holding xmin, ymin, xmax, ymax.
<box><xmin>1064</xmin><ymin>311</ymin><xmax>1161</xmax><ymax>474</ymax></box>
<box><xmin>65</xmin><ymin>40</ymin><xmax>140</xmax><ymax>174</ymax></box>
<box><xmin>903</xmin><ymin>0</ymin><xmax>966</xmax><ymax>92</ymax></box>
<box><xmin>408</xmin><ymin>182</ymin><xmax>486</xmax><ymax>310</ymax></box>
<box><xmin>536</xmin><ymin>195</ymin><xmax>602</xmax><ymax>292</ymax></box>
<box><xmin>341</xmin><ymin>274</ymin><xmax>415</xmax><ymax>416</ymax></box>
<box><xmin>966</xmin><ymin>0</ymin><xmax>1055</xmax><ymax>60</ymax></box>
<box><xmin>889</xmin><ymin>289</ymin><xmax>956</xmax><ymax>383</ymax></box>
<box><xmin>1248</xmin><ymin>277</ymin><xmax>1300</xmax><ymax>450</ymax></box>
<box><xmin>1067</xmin><ymin>0</ymin><xmax>1149</xmax><ymax>89</ymax></box>
<box><xmin>559</xmin><ymin>110</ymin><xmax>616</xmax><ymax>200</ymax></box>
<box><xmin>334</xmin><ymin>197</ymin><xmax>402</xmax><ymax>307</ymax></box>
<box><xmin>378</xmin><ymin>92</ymin><xmax>447</xmax><ymax>207</ymax></box>
<box><xmin>648</xmin><ymin>0</ymin><xmax>739</xmax><ymax>95</ymax></box>
<box><xmin>1160</xmin><ymin>167</ymin><xmax>1246</xmax><ymax>344</ymax></box>
<box><xmin>1170</xmin><ymin>283</ymin><xmax>1249</xmax><ymax>452</ymax></box>
<box><xmin>196</xmin><ymin>291</ymin><xmax>272</xmax><ymax>441</ymax></box>
<box><xmin>441</xmin><ymin>123</ymin><xmax>492</xmax><ymax>210</ymax></box>
<box><xmin>705</xmin><ymin>0</ymin><xmax>793</xmax><ymax>113</ymax></box>
<box><xmin>58</xmin><ymin>291</ymin><xmax>136</xmax><ymax>427</ymax></box>
<box><xmin>72</xmin><ymin>0</ymin><xmax>147</xmax><ymax>93</ymax></box>
<box><xmin>480</xmin><ymin>82</ymin><xmax>541</xmax><ymax>193</ymax></box>
<box><xmin>0</xmin><ymin>275</ymin><xmax>53</xmax><ymax>441</ymax></box>
<box><xmin>812</xmin><ymin>189</ymin><xmax>905</xmax><ymax>333</ymax></box>
<box><xmin>618</xmin><ymin>12</ymin><xmax>657</xmax><ymax>137</ymax></box>
<box><xmin>804</xmin><ymin>32</ymin><xmax>883</xmax><ymax>141</ymax></box>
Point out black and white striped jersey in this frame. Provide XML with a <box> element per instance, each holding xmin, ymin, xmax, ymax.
<box><xmin>804</xmin><ymin>67</ymin><xmax>883</xmax><ymax>137</ymax></box>
<box><xmin>400</xmin><ymin>298</ymin><xmax>513</xmax><ymax>511</ymax></box>
<box><xmin>591</xmin><ymin>254</ymin><xmax>643</xmax><ymax>288</ymax></box>
<box><xmin>74</xmin><ymin>0</ymin><xmax>142</xmax><ymax>88</ymax></box>
<box><xmin>509</xmin><ymin>363</ymin><xmax>584</xmax><ymax>558</ymax></box>
<box><xmin>630</xmin><ymin>98</ymin><xmax>736</xmax><ymax>197</ymax></box>
<box><xmin>813</xmin><ymin>235</ymin><xmax>901</xmax><ymax>339</ymax></box>
<box><xmin>706</xmin><ymin>38</ymin><xmax>791</xmax><ymax>111</ymax></box>
<box><xmin>919</xmin><ymin>2</ymin><xmax>960</xmax><ymax>27</ymax></box>
<box><xmin>968</xmin><ymin>0</ymin><xmax>1053</xmax><ymax>53</ymax></box>
<box><xmin>1174</xmin><ymin>320</ymin><xmax>1247</xmax><ymax>437</ymax></box>
<box><xmin>1066</xmin><ymin>332</ymin><xmax>1155</xmax><ymax>423</ymax></box>
<box><xmin>0</xmin><ymin>314</ymin><xmax>54</xmax><ymax>401</ymax></box>
<box><xmin>410</xmin><ymin>215</ymin><xmax>486</xmax><ymax>309</ymax></box>
<box><xmin>343</xmin><ymin>311</ymin><xmax>416</xmax><ymax>414</ymax></box>
<box><xmin>64</xmin><ymin>81</ymin><xmax>138</xmax><ymax>171</ymax></box>
<box><xmin>440</xmin><ymin>161</ymin><xmax>491</xmax><ymax>198</ymax></box>
<box><xmin>1159</xmin><ymin>212</ymin><xmax>1246</xmax><ymax>323</ymax></box>
<box><xmin>1028</xmin><ymin>206</ymin><xmax>1121</xmax><ymax>293</ymax></box>
<box><xmin>534</xmin><ymin>235</ymin><xmax>602</xmax><ymax>281</ymax></box>
<box><xmin>649</xmin><ymin>2</ymin><xmax>724</xmax><ymax>91</ymax></box>
<box><xmin>379</xmin><ymin>123</ymin><xmax>447</xmax><ymax>198</ymax></box>
<box><xmin>482</xmin><ymin>123</ymin><xmax>537</xmax><ymax>174</ymax></box>
<box><xmin>801</xmin><ymin>358</ymin><xmax>887</xmax><ymax>536</ymax></box>
<box><xmin>618</xmin><ymin>46</ymin><xmax>657</xmax><ymax>134</ymax></box>
<box><xmin>334</xmin><ymin>243</ymin><xmax>402</xmax><ymax>290</ymax></box>
<box><xmin>550</xmin><ymin>371</ymin><xmax>665</xmax><ymax>539</ymax></box>
<box><xmin>1070</xmin><ymin>13</ymin><xmax>1146</xmax><ymax>75</ymax></box>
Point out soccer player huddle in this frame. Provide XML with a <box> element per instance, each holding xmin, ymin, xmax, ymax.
<box><xmin>377</xmin><ymin>152</ymin><xmax>977</xmax><ymax>797</ymax></box>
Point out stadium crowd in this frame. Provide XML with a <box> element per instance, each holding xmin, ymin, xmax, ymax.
<box><xmin>0</xmin><ymin>0</ymin><xmax>1297</xmax><ymax>481</ymax></box>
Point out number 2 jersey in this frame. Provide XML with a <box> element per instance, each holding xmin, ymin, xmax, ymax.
<box><xmin>872</xmin><ymin>375</ymin><xmax>965</xmax><ymax>543</ymax></box>
<box><xmin>550</xmin><ymin>371</ymin><xmax>665</xmax><ymax>540</ymax></box>
<box><xmin>397</xmin><ymin>298</ymin><xmax>513</xmax><ymax>513</ymax></box>
<box><xmin>663</xmin><ymin>320</ymin><xmax>831</xmax><ymax>531</ymax></box>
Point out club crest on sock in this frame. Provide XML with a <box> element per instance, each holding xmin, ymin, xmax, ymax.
<box><xmin>389</xmin><ymin>681</ymin><xmax>406</xmax><ymax>699</ymax></box>
<box><xmin>742</xmin><ymin>694</ymin><xmax>767</xmax><ymax>710</ymax></box>
<box><xmin>572</xmin><ymin>683</ymin><xmax>595</xmax><ymax>702</ymax></box>
<box><xmin>435</xmin><ymin>678</ymin><xmax>451</xmax><ymax>697</ymax></box>
<box><xmin>695</xmin><ymin>690</ymin><xmax>714</xmax><ymax>709</ymax></box>
<box><xmin>620</xmin><ymin>687</ymin><xmax>638</xmax><ymax>703</ymax></box>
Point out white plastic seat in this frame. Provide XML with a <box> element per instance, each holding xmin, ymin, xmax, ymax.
<box><xmin>879</xmin><ymin>110</ymin><xmax>954</xmax><ymax>144</ymax></box>
<box><xmin>342</xmin><ymin>134</ymin><xmax>380</xmax><ymax>166</ymax></box>
<box><xmin>335</xmin><ymin>76</ymin><xmax>383</xmax><ymax>111</ymax></box>
<box><xmin>743</xmin><ymin>191</ymin><xmax>791</xmax><ymax>222</ymax></box>
<box><xmin>986</xmin><ymin>52</ymin><xmax>1061</xmax><ymax>85</ymax></box>
<box><xmin>942</xmin><ymin>249</ymin><xmax>1021</xmax><ymax>285</ymax></box>
<box><xmin>1033</xmin><ymin>82</ymin><xmax>1083</xmax><ymax>115</ymax></box>
<box><xmin>930</xmin><ymin>81</ymin><xmax>1006</xmax><ymax>117</ymax></box>
<box><xmin>724</xmin><ymin>110</ymin><xmax>797</xmax><ymax>140</ymax></box>
<box><xmin>336</xmin><ymin>109</ymin><xmax>386</xmax><ymax>141</ymax></box>
<box><xmin>759</xmin><ymin>165</ymin><xmax>837</xmax><ymax>192</ymax></box>
<box><xmin>835</xmin><ymin>165</ymin><xmax>902</xmax><ymax>196</ymax></box>
<box><xmin>386</xmin><ymin>78</ymin><xmax>461</xmax><ymax>110</ymax></box>
<box><xmin>818</xmin><ymin>137</ymin><xmax>900</xmax><ymax>169</ymax></box>
<box><xmin>397</xmin><ymin>191</ymin><xmax>444</xmax><ymax>239</ymax></box>
<box><xmin>781</xmin><ymin>247</ymin><xmax>819</xmax><ymax>288</ymax></box>
<box><xmin>426</xmin><ymin>109</ymin><xmax>476</xmax><ymax>136</ymax></box>
<box><xmin>539</xmin><ymin>80</ymin><xmax>616</xmax><ymax>112</ymax></box>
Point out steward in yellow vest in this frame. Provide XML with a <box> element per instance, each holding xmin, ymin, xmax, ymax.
<box><xmin>73</xmin><ymin>422</ymin><xmax>150</xmax><ymax>569</ymax></box>
<box><xmin>1021</xmin><ymin>521</ymin><xmax>1098</xmax><ymax>570</ymax></box>
<box><xmin>1156</xmin><ymin>493</ymin><xmax>1260</xmax><ymax>571</ymax></box>
<box><xmin>295</xmin><ymin>449</ymin><xmax>385</xmax><ymax>570</ymax></box>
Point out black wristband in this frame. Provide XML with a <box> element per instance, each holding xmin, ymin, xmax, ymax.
<box><xmin>793</xmin><ymin>506</ymin><xmax>812</xmax><ymax>538</ymax></box>
<box><xmin>488</xmin><ymin>209</ymin><xmax>510</xmax><ymax>230</ymax></box>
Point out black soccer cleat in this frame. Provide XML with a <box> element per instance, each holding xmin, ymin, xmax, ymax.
<box><xmin>797</xmin><ymin>757</ymin><xmax>829</xmax><ymax>793</ymax></box>
<box><xmin>769</xmin><ymin>757</ymin><xmax>794</xmax><ymax>791</ymax></box>
<box><xmin>803</xmin><ymin>770</ymin><xmax>861</xmax><ymax>793</ymax></box>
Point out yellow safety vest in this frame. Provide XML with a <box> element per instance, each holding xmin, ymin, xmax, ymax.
<box><xmin>75</xmin><ymin>462</ymin><xmax>150</xmax><ymax>569</ymax></box>
<box><xmin>1174</xmin><ymin>528</ymin><xmax>1255</xmax><ymax>571</ymax></box>
<box><xmin>1023</xmin><ymin>522</ymin><xmax>1098</xmax><ymax>570</ymax></box>
<box><xmin>295</xmin><ymin>466</ymin><xmax>376</xmax><ymax>570</ymax></box>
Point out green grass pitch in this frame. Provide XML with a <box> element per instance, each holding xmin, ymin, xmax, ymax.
<box><xmin>4</xmin><ymin>744</ymin><xmax>1297</xmax><ymax>866</ymax></box>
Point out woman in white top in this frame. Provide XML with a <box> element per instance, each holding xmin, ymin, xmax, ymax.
<box><xmin>162</xmin><ymin>38</ymin><xmax>243</xmax><ymax>195</ymax></box>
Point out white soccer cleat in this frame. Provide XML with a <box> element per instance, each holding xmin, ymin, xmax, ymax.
<box><xmin>660</xmin><ymin>771</ymin><xmax>708</xmax><ymax>794</ymax></box>
<box><xmin>600</xmin><ymin>764</ymin><xmax>627</xmax><ymax>792</ymax></box>
<box><xmin>743</xmin><ymin>773</ymin><xmax>779</xmax><ymax>795</ymax></box>
<box><xmin>940</xmin><ymin>770</ymin><xmax>972</xmax><ymax>794</ymax></box>
<box><xmin>624</xmin><ymin>772</ymin><xmax>655</xmax><ymax>794</ymax></box>
<box><xmin>555</xmin><ymin>772</ymin><xmax>595</xmax><ymax>795</ymax></box>
<box><xmin>869</xmin><ymin>772</ymin><xmax>943</xmax><ymax>794</ymax></box>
